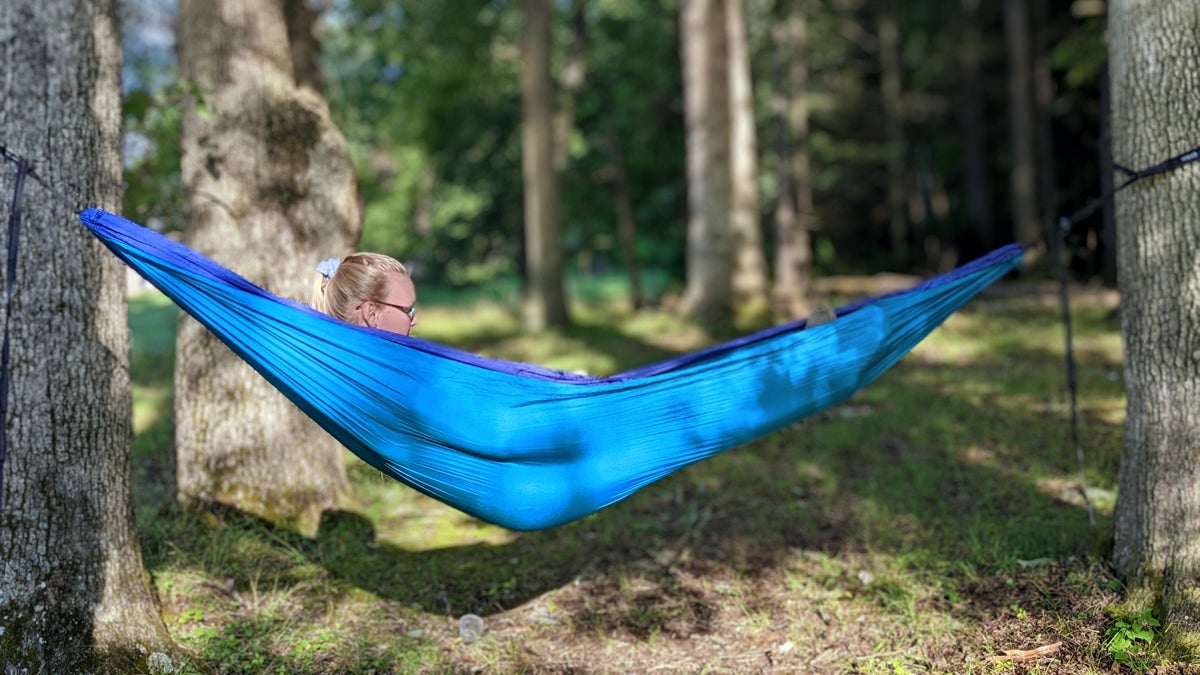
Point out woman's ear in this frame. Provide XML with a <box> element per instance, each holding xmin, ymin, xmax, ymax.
<box><xmin>354</xmin><ymin>302</ymin><xmax>377</xmax><ymax>328</ymax></box>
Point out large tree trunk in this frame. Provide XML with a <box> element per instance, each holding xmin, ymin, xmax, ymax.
<box><xmin>771</xmin><ymin>0</ymin><xmax>814</xmax><ymax>317</ymax></box>
<box><xmin>726</xmin><ymin>0</ymin><xmax>768</xmax><ymax>317</ymax></box>
<box><xmin>1111</xmin><ymin>0</ymin><xmax>1200</xmax><ymax>653</ymax></box>
<box><xmin>176</xmin><ymin>0</ymin><xmax>359</xmax><ymax>536</ymax></box>
<box><xmin>1004</xmin><ymin>0</ymin><xmax>1041</xmax><ymax>262</ymax></box>
<box><xmin>680</xmin><ymin>0</ymin><xmax>734</xmax><ymax>322</ymax></box>
<box><xmin>522</xmin><ymin>0</ymin><xmax>570</xmax><ymax>330</ymax></box>
<box><xmin>0</xmin><ymin>0</ymin><xmax>177</xmax><ymax>670</ymax></box>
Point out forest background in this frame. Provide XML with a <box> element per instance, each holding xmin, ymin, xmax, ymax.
<box><xmin>6</xmin><ymin>0</ymin><xmax>1167</xmax><ymax>672</ymax></box>
<box><xmin>120</xmin><ymin>0</ymin><xmax>1110</xmax><ymax>299</ymax></box>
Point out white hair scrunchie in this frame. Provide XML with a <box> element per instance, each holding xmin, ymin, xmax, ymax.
<box><xmin>317</xmin><ymin>258</ymin><xmax>341</xmax><ymax>280</ymax></box>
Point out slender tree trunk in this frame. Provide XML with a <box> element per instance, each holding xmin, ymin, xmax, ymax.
<box><xmin>680</xmin><ymin>0</ymin><xmax>733</xmax><ymax>322</ymax></box>
<box><xmin>1111</xmin><ymin>0</ymin><xmax>1200</xmax><ymax>653</ymax></box>
<box><xmin>960</xmin><ymin>0</ymin><xmax>992</xmax><ymax>251</ymax></box>
<box><xmin>0</xmin><ymin>0</ymin><xmax>177</xmax><ymax>669</ymax></box>
<box><xmin>726</xmin><ymin>0</ymin><xmax>768</xmax><ymax>316</ymax></box>
<box><xmin>1004</xmin><ymin>0</ymin><xmax>1041</xmax><ymax>262</ymax></box>
<box><xmin>522</xmin><ymin>0</ymin><xmax>570</xmax><ymax>330</ymax></box>
<box><xmin>605</xmin><ymin>133</ymin><xmax>643</xmax><ymax>310</ymax></box>
<box><xmin>1032</xmin><ymin>0</ymin><xmax>1057</xmax><ymax>250</ymax></box>
<box><xmin>554</xmin><ymin>0</ymin><xmax>588</xmax><ymax>172</ymax></box>
<box><xmin>771</xmin><ymin>0</ymin><xmax>814</xmax><ymax>317</ymax></box>
<box><xmin>878</xmin><ymin>1</ymin><xmax>907</xmax><ymax>262</ymax></box>
<box><xmin>176</xmin><ymin>0</ymin><xmax>358</xmax><ymax>536</ymax></box>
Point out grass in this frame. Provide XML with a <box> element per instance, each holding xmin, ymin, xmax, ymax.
<box><xmin>127</xmin><ymin>281</ymin><xmax>1164</xmax><ymax>673</ymax></box>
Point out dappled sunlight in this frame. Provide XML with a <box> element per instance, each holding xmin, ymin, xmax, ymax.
<box><xmin>127</xmin><ymin>287</ymin><xmax>1130</xmax><ymax>671</ymax></box>
<box><xmin>133</xmin><ymin>385</ymin><xmax>171</xmax><ymax>434</ymax></box>
<box><xmin>345</xmin><ymin>459</ymin><xmax>519</xmax><ymax>551</ymax></box>
<box><xmin>1036</xmin><ymin>476</ymin><xmax>1116</xmax><ymax>516</ymax></box>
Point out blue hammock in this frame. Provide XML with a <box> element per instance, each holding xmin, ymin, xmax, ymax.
<box><xmin>80</xmin><ymin>208</ymin><xmax>1022</xmax><ymax>530</ymax></box>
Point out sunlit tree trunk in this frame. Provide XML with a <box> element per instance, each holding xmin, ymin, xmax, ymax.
<box><xmin>0</xmin><ymin>0</ymin><xmax>177</xmax><ymax>669</ymax></box>
<box><xmin>176</xmin><ymin>0</ymin><xmax>359</xmax><ymax>536</ymax></box>
<box><xmin>1004</xmin><ymin>0</ymin><xmax>1041</xmax><ymax>262</ymax></box>
<box><xmin>680</xmin><ymin>0</ymin><xmax>733</xmax><ymax>322</ymax></box>
<box><xmin>726</xmin><ymin>0</ymin><xmax>768</xmax><ymax>317</ymax></box>
<box><xmin>1111</xmin><ymin>0</ymin><xmax>1200</xmax><ymax>653</ymax></box>
<box><xmin>522</xmin><ymin>0</ymin><xmax>570</xmax><ymax>330</ymax></box>
<box><xmin>771</xmin><ymin>0</ymin><xmax>814</xmax><ymax>317</ymax></box>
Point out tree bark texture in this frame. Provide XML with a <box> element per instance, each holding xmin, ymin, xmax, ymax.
<box><xmin>680</xmin><ymin>0</ymin><xmax>734</xmax><ymax>322</ymax></box>
<box><xmin>521</xmin><ymin>0</ymin><xmax>570</xmax><ymax>330</ymax></box>
<box><xmin>771</xmin><ymin>0</ymin><xmax>814</xmax><ymax>317</ymax></box>
<box><xmin>725</xmin><ymin>0</ymin><xmax>768</xmax><ymax>315</ymax></box>
<box><xmin>176</xmin><ymin>0</ymin><xmax>359</xmax><ymax>536</ymax></box>
<box><xmin>1111</xmin><ymin>0</ymin><xmax>1200</xmax><ymax>652</ymax></box>
<box><xmin>0</xmin><ymin>0</ymin><xmax>177</xmax><ymax>670</ymax></box>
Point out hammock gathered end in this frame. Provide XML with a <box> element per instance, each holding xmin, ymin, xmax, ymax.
<box><xmin>80</xmin><ymin>208</ymin><xmax>1023</xmax><ymax>531</ymax></box>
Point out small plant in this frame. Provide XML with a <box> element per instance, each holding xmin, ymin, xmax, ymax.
<box><xmin>1104</xmin><ymin>607</ymin><xmax>1159</xmax><ymax>672</ymax></box>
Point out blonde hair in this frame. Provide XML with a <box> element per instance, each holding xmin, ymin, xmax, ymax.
<box><xmin>313</xmin><ymin>253</ymin><xmax>410</xmax><ymax>324</ymax></box>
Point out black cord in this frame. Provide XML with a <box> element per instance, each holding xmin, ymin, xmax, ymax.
<box><xmin>0</xmin><ymin>155</ymin><xmax>30</xmax><ymax>510</ymax></box>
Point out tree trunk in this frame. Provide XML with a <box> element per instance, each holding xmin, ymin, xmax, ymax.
<box><xmin>680</xmin><ymin>0</ymin><xmax>734</xmax><ymax>322</ymax></box>
<box><xmin>1004</xmin><ymin>0</ymin><xmax>1041</xmax><ymax>263</ymax></box>
<box><xmin>726</xmin><ymin>0</ymin><xmax>769</xmax><ymax>317</ymax></box>
<box><xmin>0</xmin><ymin>0</ymin><xmax>177</xmax><ymax>670</ymax></box>
<box><xmin>959</xmin><ymin>0</ymin><xmax>992</xmax><ymax>251</ymax></box>
<box><xmin>878</xmin><ymin>1</ymin><xmax>908</xmax><ymax>262</ymax></box>
<box><xmin>1111</xmin><ymin>0</ymin><xmax>1200</xmax><ymax>653</ymax></box>
<box><xmin>1031</xmin><ymin>0</ymin><xmax>1057</xmax><ymax>253</ymax></box>
<box><xmin>522</xmin><ymin>0</ymin><xmax>570</xmax><ymax>330</ymax></box>
<box><xmin>554</xmin><ymin>0</ymin><xmax>588</xmax><ymax>173</ymax></box>
<box><xmin>605</xmin><ymin>133</ymin><xmax>644</xmax><ymax>311</ymax></box>
<box><xmin>176</xmin><ymin>0</ymin><xmax>359</xmax><ymax>536</ymax></box>
<box><xmin>771</xmin><ymin>0</ymin><xmax>814</xmax><ymax>317</ymax></box>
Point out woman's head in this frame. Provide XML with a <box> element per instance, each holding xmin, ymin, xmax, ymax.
<box><xmin>313</xmin><ymin>253</ymin><xmax>419</xmax><ymax>336</ymax></box>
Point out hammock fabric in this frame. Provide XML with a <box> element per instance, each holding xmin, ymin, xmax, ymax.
<box><xmin>80</xmin><ymin>208</ymin><xmax>1022</xmax><ymax>530</ymax></box>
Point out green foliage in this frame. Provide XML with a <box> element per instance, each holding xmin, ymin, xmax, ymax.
<box><xmin>1052</xmin><ymin>18</ymin><xmax>1107</xmax><ymax>90</ymax></box>
<box><xmin>122</xmin><ymin>80</ymin><xmax>209</xmax><ymax>232</ymax></box>
<box><xmin>1105</xmin><ymin>608</ymin><xmax>1160</xmax><ymax>672</ymax></box>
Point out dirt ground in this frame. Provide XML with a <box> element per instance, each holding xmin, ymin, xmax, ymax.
<box><xmin>392</xmin><ymin>526</ymin><xmax>1181</xmax><ymax>675</ymax></box>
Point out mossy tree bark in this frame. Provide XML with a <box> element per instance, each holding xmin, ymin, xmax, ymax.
<box><xmin>175</xmin><ymin>0</ymin><xmax>360</xmax><ymax>536</ymax></box>
<box><xmin>0</xmin><ymin>0</ymin><xmax>178</xmax><ymax>670</ymax></box>
<box><xmin>1111</xmin><ymin>0</ymin><xmax>1200</xmax><ymax>655</ymax></box>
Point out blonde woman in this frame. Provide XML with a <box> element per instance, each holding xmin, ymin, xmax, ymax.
<box><xmin>312</xmin><ymin>253</ymin><xmax>419</xmax><ymax>336</ymax></box>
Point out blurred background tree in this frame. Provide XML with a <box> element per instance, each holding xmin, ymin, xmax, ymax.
<box><xmin>121</xmin><ymin>0</ymin><xmax>1112</xmax><ymax>305</ymax></box>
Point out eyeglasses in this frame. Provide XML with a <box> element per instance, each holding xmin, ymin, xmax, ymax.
<box><xmin>374</xmin><ymin>300</ymin><xmax>416</xmax><ymax>321</ymax></box>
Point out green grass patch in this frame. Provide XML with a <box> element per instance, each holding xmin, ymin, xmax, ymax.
<box><xmin>129</xmin><ymin>286</ymin><xmax>1137</xmax><ymax>672</ymax></box>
